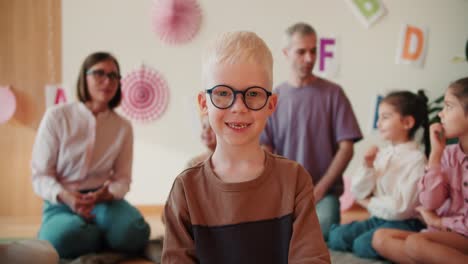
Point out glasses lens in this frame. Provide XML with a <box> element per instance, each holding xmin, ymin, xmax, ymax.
<box><xmin>107</xmin><ymin>72</ymin><xmax>121</xmax><ymax>81</ymax></box>
<box><xmin>87</xmin><ymin>70</ymin><xmax>120</xmax><ymax>81</ymax></box>
<box><xmin>90</xmin><ymin>70</ymin><xmax>105</xmax><ymax>79</ymax></box>
<box><xmin>211</xmin><ymin>86</ymin><xmax>234</xmax><ymax>108</ymax></box>
<box><xmin>244</xmin><ymin>87</ymin><xmax>268</xmax><ymax>110</ymax></box>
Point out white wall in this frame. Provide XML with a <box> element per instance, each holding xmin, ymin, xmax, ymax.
<box><xmin>63</xmin><ymin>0</ymin><xmax>468</xmax><ymax>204</ymax></box>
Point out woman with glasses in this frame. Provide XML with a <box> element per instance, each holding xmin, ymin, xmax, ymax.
<box><xmin>31</xmin><ymin>52</ymin><xmax>150</xmax><ymax>259</ymax></box>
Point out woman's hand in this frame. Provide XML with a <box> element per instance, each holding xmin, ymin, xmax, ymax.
<box><xmin>416</xmin><ymin>206</ymin><xmax>442</xmax><ymax>229</ymax></box>
<box><xmin>364</xmin><ymin>146</ymin><xmax>379</xmax><ymax>168</ymax></box>
<box><xmin>428</xmin><ymin>123</ymin><xmax>446</xmax><ymax>167</ymax></box>
<box><xmin>58</xmin><ymin>190</ymin><xmax>96</xmax><ymax>220</ymax></box>
<box><xmin>83</xmin><ymin>181</ymin><xmax>114</xmax><ymax>204</ymax></box>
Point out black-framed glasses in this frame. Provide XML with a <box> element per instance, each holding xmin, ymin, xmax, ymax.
<box><xmin>86</xmin><ymin>69</ymin><xmax>121</xmax><ymax>82</ymax></box>
<box><xmin>206</xmin><ymin>85</ymin><xmax>272</xmax><ymax>111</ymax></box>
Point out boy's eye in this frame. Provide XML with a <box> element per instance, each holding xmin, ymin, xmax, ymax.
<box><xmin>215</xmin><ymin>90</ymin><xmax>231</xmax><ymax>97</ymax></box>
<box><xmin>247</xmin><ymin>91</ymin><xmax>259</xmax><ymax>97</ymax></box>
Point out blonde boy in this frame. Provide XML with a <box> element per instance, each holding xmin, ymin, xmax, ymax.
<box><xmin>162</xmin><ymin>31</ymin><xmax>330</xmax><ymax>264</ymax></box>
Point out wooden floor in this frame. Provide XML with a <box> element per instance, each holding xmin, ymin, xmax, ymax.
<box><xmin>0</xmin><ymin>203</ymin><xmax>368</xmax><ymax>239</ymax></box>
<box><xmin>0</xmin><ymin>216</ymin><xmax>42</xmax><ymax>239</ymax></box>
<box><xmin>1</xmin><ymin>203</ymin><xmax>370</xmax><ymax>263</ymax></box>
<box><xmin>0</xmin><ymin>206</ymin><xmax>165</xmax><ymax>264</ymax></box>
<box><xmin>0</xmin><ymin>206</ymin><xmax>165</xmax><ymax>240</ymax></box>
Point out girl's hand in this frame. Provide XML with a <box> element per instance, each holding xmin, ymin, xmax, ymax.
<box><xmin>364</xmin><ymin>145</ymin><xmax>379</xmax><ymax>168</ymax></box>
<box><xmin>416</xmin><ymin>206</ymin><xmax>442</xmax><ymax>229</ymax></box>
<box><xmin>58</xmin><ymin>190</ymin><xmax>96</xmax><ymax>220</ymax></box>
<box><xmin>428</xmin><ymin>123</ymin><xmax>446</xmax><ymax>167</ymax></box>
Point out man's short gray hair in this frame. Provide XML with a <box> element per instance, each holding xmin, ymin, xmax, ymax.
<box><xmin>284</xmin><ymin>22</ymin><xmax>316</xmax><ymax>48</ymax></box>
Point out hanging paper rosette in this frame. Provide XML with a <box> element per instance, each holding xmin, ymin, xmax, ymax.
<box><xmin>151</xmin><ymin>0</ymin><xmax>202</xmax><ymax>45</ymax></box>
<box><xmin>120</xmin><ymin>65</ymin><xmax>170</xmax><ymax>122</ymax></box>
<box><xmin>0</xmin><ymin>86</ymin><xmax>16</xmax><ymax>125</ymax></box>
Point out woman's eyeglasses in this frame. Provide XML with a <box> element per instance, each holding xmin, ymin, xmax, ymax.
<box><xmin>86</xmin><ymin>69</ymin><xmax>121</xmax><ymax>82</ymax></box>
<box><xmin>206</xmin><ymin>85</ymin><xmax>272</xmax><ymax>111</ymax></box>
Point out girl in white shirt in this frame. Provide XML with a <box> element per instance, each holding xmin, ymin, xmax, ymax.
<box><xmin>328</xmin><ymin>90</ymin><xmax>429</xmax><ymax>259</ymax></box>
<box><xmin>32</xmin><ymin>52</ymin><xmax>150</xmax><ymax>259</ymax></box>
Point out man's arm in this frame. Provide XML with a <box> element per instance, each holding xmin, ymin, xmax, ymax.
<box><xmin>313</xmin><ymin>140</ymin><xmax>354</xmax><ymax>203</ymax></box>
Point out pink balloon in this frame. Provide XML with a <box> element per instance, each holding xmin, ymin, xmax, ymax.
<box><xmin>0</xmin><ymin>87</ymin><xmax>16</xmax><ymax>124</ymax></box>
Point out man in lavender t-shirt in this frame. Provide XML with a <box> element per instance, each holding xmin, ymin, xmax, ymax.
<box><xmin>260</xmin><ymin>22</ymin><xmax>362</xmax><ymax>240</ymax></box>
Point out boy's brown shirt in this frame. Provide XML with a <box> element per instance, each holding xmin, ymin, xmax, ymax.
<box><xmin>162</xmin><ymin>151</ymin><xmax>330</xmax><ymax>264</ymax></box>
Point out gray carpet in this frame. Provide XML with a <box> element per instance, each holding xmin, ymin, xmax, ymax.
<box><xmin>330</xmin><ymin>250</ymin><xmax>390</xmax><ymax>264</ymax></box>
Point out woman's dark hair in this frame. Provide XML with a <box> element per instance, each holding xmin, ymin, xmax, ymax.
<box><xmin>76</xmin><ymin>52</ymin><xmax>122</xmax><ymax>109</ymax></box>
<box><xmin>448</xmin><ymin>77</ymin><xmax>468</xmax><ymax>114</ymax></box>
<box><xmin>382</xmin><ymin>90</ymin><xmax>430</xmax><ymax>156</ymax></box>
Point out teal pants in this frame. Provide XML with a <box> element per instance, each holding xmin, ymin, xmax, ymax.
<box><xmin>38</xmin><ymin>200</ymin><xmax>150</xmax><ymax>259</ymax></box>
<box><xmin>316</xmin><ymin>194</ymin><xmax>341</xmax><ymax>241</ymax></box>
<box><xmin>328</xmin><ymin>216</ymin><xmax>424</xmax><ymax>259</ymax></box>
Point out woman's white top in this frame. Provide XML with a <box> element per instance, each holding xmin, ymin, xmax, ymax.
<box><xmin>31</xmin><ymin>102</ymin><xmax>133</xmax><ymax>204</ymax></box>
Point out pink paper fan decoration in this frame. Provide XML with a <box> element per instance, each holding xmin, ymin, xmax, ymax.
<box><xmin>151</xmin><ymin>0</ymin><xmax>202</xmax><ymax>45</ymax></box>
<box><xmin>0</xmin><ymin>86</ymin><xmax>16</xmax><ymax>124</ymax></box>
<box><xmin>121</xmin><ymin>65</ymin><xmax>170</xmax><ymax>122</ymax></box>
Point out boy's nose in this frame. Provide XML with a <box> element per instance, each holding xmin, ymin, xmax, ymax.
<box><xmin>230</xmin><ymin>94</ymin><xmax>248</xmax><ymax>112</ymax></box>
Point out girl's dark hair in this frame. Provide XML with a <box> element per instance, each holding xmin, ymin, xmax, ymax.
<box><xmin>382</xmin><ymin>90</ymin><xmax>430</xmax><ymax>156</ymax></box>
<box><xmin>76</xmin><ymin>52</ymin><xmax>122</xmax><ymax>109</ymax></box>
<box><xmin>448</xmin><ymin>77</ymin><xmax>468</xmax><ymax>114</ymax></box>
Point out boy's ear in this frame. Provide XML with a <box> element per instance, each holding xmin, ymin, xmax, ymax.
<box><xmin>198</xmin><ymin>91</ymin><xmax>208</xmax><ymax>114</ymax></box>
<box><xmin>267</xmin><ymin>94</ymin><xmax>278</xmax><ymax>113</ymax></box>
<box><xmin>403</xmin><ymin>115</ymin><xmax>415</xmax><ymax>130</ymax></box>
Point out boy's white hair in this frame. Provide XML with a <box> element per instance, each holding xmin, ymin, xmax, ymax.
<box><xmin>202</xmin><ymin>31</ymin><xmax>273</xmax><ymax>88</ymax></box>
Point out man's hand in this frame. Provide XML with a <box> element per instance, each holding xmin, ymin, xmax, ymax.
<box><xmin>416</xmin><ymin>206</ymin><xmax>442</xmax><ymax>229</ymax></box>
<box><xmin>313</xmin><ymin>181</ymin><xmax>328</xmax><ymax>204</ymax></box>
<box><xmin>313</xmin><ymin>140</ymin><xmax>354</xmax><ymax>204</ymax></box>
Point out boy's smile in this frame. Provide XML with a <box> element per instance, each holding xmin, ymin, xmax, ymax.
<box><xmin>226</xmin><ymin>122</ymin><xmax>251</xmax><ymax>130</ymax></box>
